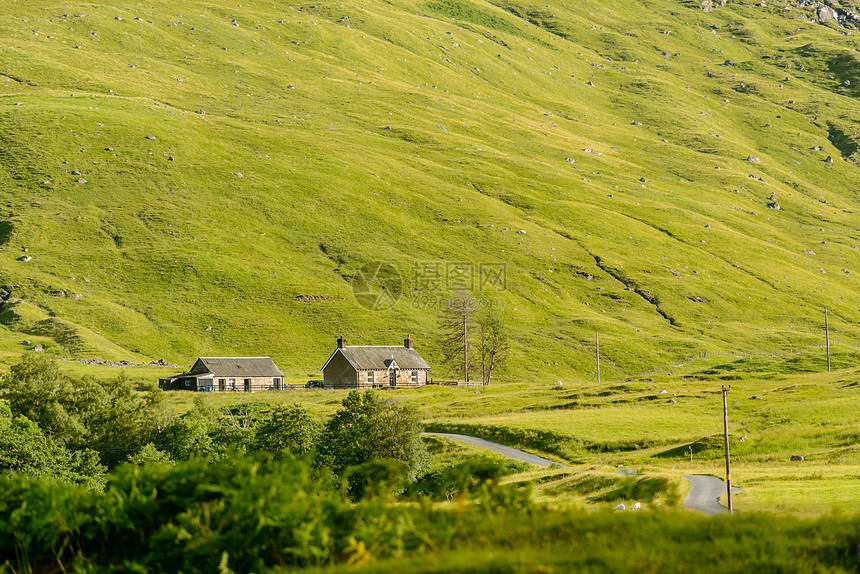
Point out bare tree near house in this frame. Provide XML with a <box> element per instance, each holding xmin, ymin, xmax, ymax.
<box><xmin>438</xmin><ymin>290</ymin><xmax>480</xmax><ymax>382</ymax></box>
<box><xmin>478</xmin><ymin>301</ymin><xmax>508</xmax><ymax>386</ymax></box>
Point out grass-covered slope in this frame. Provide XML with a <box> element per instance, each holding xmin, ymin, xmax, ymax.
<box><xmin>1</xmin><ymin>0</ymin><xmax>859</xmax><ymax>377</ymax></box>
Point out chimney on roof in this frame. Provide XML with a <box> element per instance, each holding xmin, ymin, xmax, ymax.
<box><xmin>404</xmin><ymin>334</ymin><xmax>413</xmax><ymax>349</ymax></box>
<box><xmin>337</xmin><ymin>334</ymin><xmax>345</xmax><ymax>349</ymax></box>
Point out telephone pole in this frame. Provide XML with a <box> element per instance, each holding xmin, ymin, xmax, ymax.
<box><xmin>596</xmin><ymin>331</ymin><xmax>601</xmax><ymax>384</ymax></box>
<box><xmin>722</xmin><ymin>385</ymin><xmax>733</xmax><ymax>515</ymax></box>
<box><xmin>825</xmin><ymin>307</ymin><xmax>831</xmax><ymax>373</ymax></box>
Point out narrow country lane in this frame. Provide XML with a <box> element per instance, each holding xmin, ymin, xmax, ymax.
<box><xmin>683</xmin><ymin>475</ymin><xmax>741</xmax><ymax>515</ymax></box>
<box><xmin>423</xmin><ymin>432</ymin><xmax>564</xmax><ymax>467</ymax></box>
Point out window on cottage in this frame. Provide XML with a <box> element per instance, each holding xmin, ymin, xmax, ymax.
<box><xmin>366</xmin><ymin>371</ymin><xmax>374</xmax><ymax>385</ymax></box>
<box><xmin>218</xmin><ymin>379</ymin><xmax>226</xmax><ymax>391</ymax></box>
<box><xmin>411</xmin><ymin>371</ymin><xmax>418</xmax><ymax>384</ymax></box>
<box><xmin>274</xmin><ymin>377</ymin><xmax>281</xmax><ymax>390</ymax></box>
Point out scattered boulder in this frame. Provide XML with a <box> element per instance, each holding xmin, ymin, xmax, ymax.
<box><xmin>747</xmin><ymin>155</ymin><xmax>760</xmax><ymax>164</ymax></box>
<box><xmin>32</xmin><ymin>345</ymin><xmax>44</xmax><ymax>352</ymax></box>
<box><xmin>77</xmin><ymin>178</ymin><xmax>87</xmax><ymax>184</ymax></box>
<box><xmin>631</xmin><ymin>120</ymin><xmax>642</xmax><ymax>126</ymax></box>
<box><xmin>723</xmin><ymin>58</ymin><xmax>735</xmax><ymax>66</ymax></box>
<box><xmin>21</xmin><ymin>340</ymin><xmax>31</xmax><ymax>346</ymax></box>
<box><xmin>817</xmin><ymin>5</ymin><xmax>837</xmax><ymax>23</ymax></box>
<box><xmin>667</xmin><ymin>398</ymin><xmax>677</xmax><ymax>405</ymax></box>
<box><xmin>825</xmin><ymin>155</ymin><xmax>834</xmax><ymax>162</ymax></box>
<box><xmin>750</xmin><ymin>395</ymin><xmax>762</xmax><ymax>400</ymax></box>
<box><xmin>790</xmin><ymin>455</ymin><xmax>804</xmax><ymax>462</ymax></box>
<box><xmin>18</xmin><ymin>255</ymin><xmax>32</xmax><ymax>262</ymax></box>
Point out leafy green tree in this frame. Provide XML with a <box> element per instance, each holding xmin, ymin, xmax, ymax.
<box><xmin>0</xmin><ymin>353</ymin><xmax>86</xmax><ymax>444</ymax></box>
<box><xmin>0</xmin><ymin>355</ymin><xmax>174</xmax><ymax>466</ymax></box>
<box><xmin>157</xmin><ymin>400</ymin><xmax>269</xmax><ymax>462</ymax></box>
<box><xmin>126</xmin><ymin>442</ymin><xmax>174</xmax><ymax>466</ymax></box>
<box><xmin>0</xmin><ymin>400</ymin><xmax>106</xmax><ymax>490</ymax></box>
<box><xmin>160</xmin><ymin>416</ymin><xmax>221</xmax><ymax>461</ymax></box>
<box><xmin>253</xmin><ymin>404</ymin><xmax>321</xmax><ymax>459</ymax></box>
<box><xmin>316</xmin><ymin>391</ymin><xmax>430</xmax><ymax>499</ymax></box>
<box><xmin>85</xmin><ymin>375</ymin><xmax>172</xmax><ymax>465</ymax></box>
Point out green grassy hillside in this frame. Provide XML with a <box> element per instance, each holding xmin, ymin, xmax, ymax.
<box><xmin>1</xmin><ymin>0</ymin><xmax>859</xmax><ymax>378</ymax></box>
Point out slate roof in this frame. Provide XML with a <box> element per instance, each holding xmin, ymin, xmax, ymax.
<box><xmin>323</xmin><ymin>346</ymin><xmax>431</xmax><ymax>371</ymax></box>
<box><xmin>182</xmin><ymin>356</ymin><xmax>284</xmax><ymax>378</ymax></box>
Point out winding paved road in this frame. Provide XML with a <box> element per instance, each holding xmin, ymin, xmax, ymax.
<box><xmin>424</xmin><ymin>432</ymin><xmax>565</xmax><ymax>467</ymax></box>
<box><xmin>423</xmin><ymin>433</ymin><xmax>737</xmax><ymax>512</ymax></box>
<box><xmin>683</xmin><ymin>475</ymin><xmax>741</xmax><ymax>515</ymax></box>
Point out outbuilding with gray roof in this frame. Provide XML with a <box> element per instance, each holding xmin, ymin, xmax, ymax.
<box><xmin>158</xmin><ymin>356</ymin><xmax>285</xmax><ymax>392</ymax></box>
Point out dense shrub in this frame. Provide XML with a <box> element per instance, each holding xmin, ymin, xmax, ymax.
<box><xmin>0</xmin><ymin>355</ymin><xmax>171</xmax><ymax>466</ymax></box>
<box><xmin>0</xmin><ymin>456</ymin><xmax>856</xmax><ymax>573</ymax></box>
<box><xmin>253</xmin><ymin>403</ymin><xmax>321</xmax><ymax>458</ymax></box>
<box><xmin>316</xmin><ymin>391</ymin><xmax>431</xmax><ymax>499</ymax></box>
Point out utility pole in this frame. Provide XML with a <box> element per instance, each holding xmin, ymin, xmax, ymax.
<box><xmin>825</xmin><ymin>307</ymin><xmax>831</xmax><ymax>373</ymax></box>
<box><xmin>722</xmin><ymin>385</ymin><xmax>733</xmax><ymax>515</ymax></box>
<box><xmin>596</xmin><ymin>331</ymin><xmax>601</xmax><ymax>384</ymax></box>
<box><xmin>688</xmin><ymin>445</ymin><xmax>693</xmax><ymax>467</ymax></box>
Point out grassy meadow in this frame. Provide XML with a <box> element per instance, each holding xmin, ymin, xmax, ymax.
<box><xmin>131</xmin><ymin>345</ymin><xmax>860</xmax><ymax>516</ymax></box>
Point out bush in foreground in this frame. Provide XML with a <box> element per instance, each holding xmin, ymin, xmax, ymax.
<box><xmin>0</xmin><ymin>456</ymin><xmax>857</xmax><ymax>573</ymax></box>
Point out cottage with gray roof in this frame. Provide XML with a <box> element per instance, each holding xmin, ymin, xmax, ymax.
<box><xmin>159</xmin><ymin>356</ymin><xmax>285</xmax><ymax>392</ymax></box>
<box><xmin>321</xmin><ymin>335</ymin><xmax>430</xmax><ymax>389</ymax></box>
